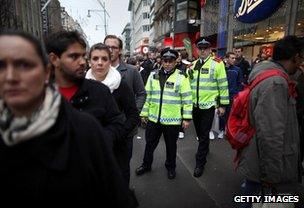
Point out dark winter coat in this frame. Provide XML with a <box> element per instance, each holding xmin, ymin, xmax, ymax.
<box><xmin>117</xmin><ymin>61</ymin><xmax>146</xmax><ymax>112</ymax></box>
<box><xmin>113</xmin><ymin>80</ymin><xmax>140</xmax><ymax>138</ymax></box>
<box><xmin>235</xmin><ymin>56</ymin><xmax>251</xmax><ymax>82</ymax></box>
<box><xmin>0</xmin><ymin>99</ymin><xmax>135</xmax><ymax>207</ymax></box>
<box><xmin>225</xmin><ymin>65</ymin><xmax>244</xmax><ymax>99</ymax></box>
<box><xmin>70</xmin><ymin>79</ymin><xmax>124</xmax><ymax>144</ymax></box>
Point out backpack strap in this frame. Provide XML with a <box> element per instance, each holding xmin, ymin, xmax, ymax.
<box><xmin>249</xmin><ymin>69</ymin><xmax>297</xmax><ymax>98</ymax></box>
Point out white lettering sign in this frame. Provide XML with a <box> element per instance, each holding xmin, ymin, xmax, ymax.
<box><xmin>236</xmin><ymin>0</ymin><xmax>264</xmax><ymax>17</ymax></box>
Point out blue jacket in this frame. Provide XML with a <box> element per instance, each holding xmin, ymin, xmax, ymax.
<box><xmin>226</xmin><ymin>65</ymin><xmax>243</xmax><ymax>99</ymax></box>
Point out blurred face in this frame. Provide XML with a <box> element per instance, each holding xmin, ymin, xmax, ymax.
<box><xmin>290</xmin><ymin>53</ymin><xmax>304</xmax><ymax>75</ymax></box>
<box><xmin>104</xmin><ymin>38</ymin><xmax>121</xmax><ymax>62</ymax></box>
<box><xmin>55</xmin><ymin>42</ymin><xmax>87</xmax><ymax>83</ymax></box>
<box><xmin>149</xmin><ymin>52</ymin><xmax>155</xmax><ymax>60</ymax></box>
<box><xmin>260</xmin><ymin>53</ymin><xmax>267</xmax><ymax>60</ymax></box>
<box><xmin>234</xmin><ymin>48</ymin><xmax>243</xmax><ymax>58</ymax></box>
<box><xmin>90</xmin><ymin>49</ymin><xmax>111</xmax><ymax>81</ymax></box>
<box><xmin>227</xmin><ymin>54</ymin><xmax>236</xmax><ymax>66</ymax></box>
<box><xmin>162</xmin><ymin>58</ymin><xmax>176</xmax><ymax>71</ymax></box>
<box><xmin>198</xmin><ymin>45</ymin><xmax>211</xmax><ymax>60</ymax></box>
<box><xmin>299</xmin><ymin>57</ymin><xmax>304</xmax><ymax>72</ymax></box>
<box><xmin>0</xmin><ymin>35</ymin><xmax>50</xmax><ymax>116</ymax></box>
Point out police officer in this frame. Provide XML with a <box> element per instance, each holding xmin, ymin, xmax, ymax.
<box><xmin>135</xmin><ymin>48</ymin><xmax>193</xmax><ymax>179</ymax></box>
<box><xmin>189</xmin><ymin>37</ymin><xmax>229</xmax><ymax>177</ymax></box>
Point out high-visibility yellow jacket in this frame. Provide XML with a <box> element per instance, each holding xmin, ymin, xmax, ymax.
<box><xmin>140</xmin><ymin>69</ymin><xmax>193</xmax><ymax>125</ymax></box>
<box><xmin>189</xmin><ymin>55</ymin><xmax>229</xmax><ymax>109</ymax></box>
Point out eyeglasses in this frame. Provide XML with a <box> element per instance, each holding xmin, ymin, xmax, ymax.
<box><xmin>107</xmin><ymin>45</ymin><xmax>120</xmax><ymax>50</ymax></box>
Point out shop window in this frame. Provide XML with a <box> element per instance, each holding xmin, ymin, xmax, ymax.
<box><xmin>295</xmin><ymin>0</ymin><xmax>304</xmax><ymax>37</ymax></box>
<box><xmin>188</xmin><ymin>9</ymin><xmax>198</xmax><ymax>19</ymax></box>
<box><xmin>143</xmin><ymin>12</ymin><xmax>149</xmax><ymax>19</ymax></box>
<box><xmin>143</xmin><ymin>25</ymin><xmax>150</xmax><ymax>32</ymax></box>
<box><xmin>176</xmin><ymin>9</ymin><xmax>187</xmax><ymax>21</ymax></box>
<box><xmin>143</xmin><ymin>0</ymin><xmax>148</xmax><ymax>6</ymax></box>
<box><xmin>177</xmin><ymin>1</ymin><xmax>187</xmax><ymax>10</ymax></box>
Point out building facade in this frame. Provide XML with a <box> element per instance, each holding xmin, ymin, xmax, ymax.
<box><xmin>152</xmin><ymin>0</ymin><xmax>174</xmax><ymax>51</ymax></box>
<box><xmin>128</xmin><ymin>0</ymin><xmax>151</xmax><ymax>55</ymax></box>
<box><xmin>0</xmin><ymin>0</ymin><xmax>62</xmax><ymax>39</ymax></box>
<box><xmin>0</xmin><ymin>0</ymin><xmax>43</xmax><ymax>39</ymax></box>
<box><xmin>200</xmin><ymin>0</ymin><xmax>304</xmax><ymax>61</ymax></box>
<box><xmin>121</xmin><ymin>22</ymin><xmax>132</xmax><ymax>57</ymax></box>
<box><xmin>61</xmin><ymin>7</ymin><xmax>88</xmax><ymax>46</ymax></box>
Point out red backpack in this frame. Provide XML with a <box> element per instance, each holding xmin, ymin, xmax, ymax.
<box><xmin>225</xmin><ymin>69</ymin><xmax>297</xmax><ymax>166</ymax></box>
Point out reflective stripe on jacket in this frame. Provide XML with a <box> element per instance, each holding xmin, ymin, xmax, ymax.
<box><xmin>140</xmin><ymin>69</ymin><xmax>193</xmax><ymax>125</ymax></box>
<box><xmin>189</xmin><ymin>56</ymin><xmax>229</xmax><ymax>109</ymax></box>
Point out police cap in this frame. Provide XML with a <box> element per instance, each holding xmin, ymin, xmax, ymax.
<box><xmin>161</xmin><ymin>48</ymin><xmax>179</xmax><ymax>60</ymax></box>
<box><xmin>195</xmin><ymin>37</ymin><xmax>211</xmax><ymax>49</ymax></box>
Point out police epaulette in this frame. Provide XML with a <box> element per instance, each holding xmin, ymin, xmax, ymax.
<box><xmin>178</xmin><ymin>69</ymin><xmax>188</xmax><ymax>78</ymax></box>
<box><xmin>153</xmin><ymin>73</ymin><xmax>159</xmax><ymax>79</ymax></box>
<box><xmin>213</xmin><ymin>57</ymin><xmax>222</xmax><ymax>63</ymax></box>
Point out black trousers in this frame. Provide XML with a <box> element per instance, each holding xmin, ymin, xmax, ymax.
<box><xmin>113</xmin><ymin>136</ymin><xmax>133</xmax><ymax>185</ymax></box>
<box><xmin>143</xmin><ymin>121</ymin><xmax>179</xmax><ymax>171</ymax></box>
<box><xmin>192</xmin><ymin>106</ymin><xmax>215</xmax><ymax>168</ymax></box>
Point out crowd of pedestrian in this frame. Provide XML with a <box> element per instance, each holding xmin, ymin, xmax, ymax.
<box><xmin>0</xmin><ymin>28</ymin><xmax>303</xmax><ymax>207</ymax></box>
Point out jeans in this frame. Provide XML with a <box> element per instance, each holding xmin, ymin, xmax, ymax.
<box><xmin>239</xmin><ymin>179</ymin><xmax>271</xmax><ymax>208</ymax></box>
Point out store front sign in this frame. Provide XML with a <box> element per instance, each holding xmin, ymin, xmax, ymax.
<box><xmin>234</xmin><ymin>0</ymin><xmax>284</xmax><ymax>23</ymax></box>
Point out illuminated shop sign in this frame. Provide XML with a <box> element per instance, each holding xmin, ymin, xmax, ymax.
<box><xmin>234</xmin><ymin>0</ymin><xmax>285</xmax><ymax>23</ymax></box>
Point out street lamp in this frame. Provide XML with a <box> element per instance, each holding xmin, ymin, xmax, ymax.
<box><xmin>87</xmin><ymin>9</ymin><xmax>103</xmax><ymax>18</ymax></box>
<box><xmin>95</xmin><ymin>25</ymin><xmax>102</xmax><ymax>30</ymax></box>
<box><xmin>87</xmin><ymin>5</ymin><xmax>110</xmax><ymax>36</ymax></box>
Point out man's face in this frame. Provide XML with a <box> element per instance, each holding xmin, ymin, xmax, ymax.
<box><xmin>227</xmin><ymin>54</ymin><xmax>236</xmax><ymax>66</ymax></box>
<box><xmin>290</xmin><ymin>53</ymin><xmax>304</xmax><ymax>75</ymax></box>
<box><xmin>149</xmin><ymin>52</ymin><xmax>155</xmax><ymax>60</ymax></box>
<box><xmin>198</xmin><ymin>45</ymin><xmax>211</xmax><ymax>60</ymax></box>
<box><xmin>104</xmin><ymin>38</ymin><xmax>121</xmax><ymax>62</ymax></box>
<box><xmin>235</xmin><ymin>48</ymin><xmax>243</xmax><ymax>58</ymax></box>
<box><xmin>58</xmin><ymin>42</ymin><xmax>87</xmax><ymax>83</ymax></box>
<box><xmin>162</xmin><ymin>58</ymin><xmax>176</xmax><ymax>71</ymax></box>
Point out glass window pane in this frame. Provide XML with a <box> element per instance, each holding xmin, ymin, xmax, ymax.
<box><xmin>176</xmin><ymin>9</ymin><xmax>187</xmax><ymax>21</ymax></box>
<box><xmin>177</xmin><ymin>1</ymin><xmax>187</xmax><ymax>10</ymax></box>
<box><xmin>295</xmin><ymin>0</ymin><xmax>304</xmax><ymax>37</ymax></box>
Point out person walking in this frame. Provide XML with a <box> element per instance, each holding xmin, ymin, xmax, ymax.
<box><xmin>135</xmin><ymin>48</ymin><xmax>193</xmax><ymax>179</ymax></box>
<box><xmin>0</xmin><ymin>30</ymin><xmax>135</xmax><ymax>207</ymax></box>
<box><xmin>104</xmin><ymin>35</ymin><xmax>146</xmax><ymax>168</ymax></box>
<box><xmin>45</xmin><ymin>31</ymin><xmax>124</xmax><ymax>146</ymax></box>
<box><xmin>189</xmin><ymin>37</ymin><xmax>229</xmax><ymax>177</ymax></box>
<box><xmin>234</xmin><ymin>46</ymin><xmax>251</xmax><ymax>83</ymax></box>
<box><xmin>86</xmin><ymin>43</ymin><xmax>139</xmax><ymax>185</ymax></box>
<box><xmin>237</xmin><ymin>36</ymin><xmax>303</xmax><ymax>208</ymax></box>
<box><xmin>218</xmin><ymin>52</ymin><xmax>243</xmax><ymax>139</ymax></box>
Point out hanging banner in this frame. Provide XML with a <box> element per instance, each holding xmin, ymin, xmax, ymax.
<box><xmin>183</xmin><ymin>37</ymin><xmax>193</xmax><ymax>60</ymax></box>
<box><xmin>200</xmin><ymin>0</ymin><xmax>207</xmax><ymax>8</ymax></box>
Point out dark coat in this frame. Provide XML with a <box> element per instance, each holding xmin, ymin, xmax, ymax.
<box><xmin>225</xmin><ymin>65</ymin><xmax>244</xmax><ymax>99</ymax></box>
<box><xmin>70</xmin><ymin>79</ymin><xmax>124</xmax><ymax>144</ymax></box>
<box><xmin>235</xmin><ymin>56</ymin><xmax>251</xmax><ymax>82</ymax></box>
<box><xmin>0</xmin><ymin>100</ymin><xmax>135</xmax><ymax>207</ymax></box>
<box><xmin>140</xmin><ymin>59</ymin><xmax>154</xmax><ymax>86</ymax></box>
<box><xmin>117</xmin><ymin>61</ymin><xmax>146</xmax><ymax>112</ymax></box>
<box><xmin>113</xmin><ymin>80</ymin><xmax>140</xmax><ymax>138</ymax></box>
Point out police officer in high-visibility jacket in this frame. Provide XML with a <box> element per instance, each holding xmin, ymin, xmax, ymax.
<box><xmin>135</xmin><ymin>48</ymin><xmax>193</xmax><ymax>179</ymax></box>
<box><xmin>189</xmin><ymin>37</ymin><xmax>229</xmax><ymax>178</ymax></box>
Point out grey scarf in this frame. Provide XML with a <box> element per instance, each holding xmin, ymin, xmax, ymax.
<box><xmin>0</xmin><ymin>87</ymin><xmax>61</xmax><ymax>146</ymax></box>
